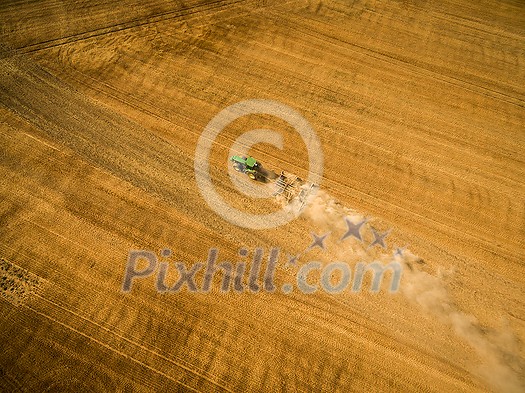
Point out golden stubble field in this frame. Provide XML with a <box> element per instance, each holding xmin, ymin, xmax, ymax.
<box><xmin>0</xmin><ymin>0</ymin><xmax>524</xmax><ymax>391</ymax></box>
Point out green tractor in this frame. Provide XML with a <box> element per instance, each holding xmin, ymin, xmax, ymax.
<box><xmin>230</xmin><ymin>155</ymin><xmax>313</xmax><ymax>207</ymax></box>
<box><xmin>230</xmin><ymin>155</ymin><xmax>266</xmax><ymax>181</ymax></box>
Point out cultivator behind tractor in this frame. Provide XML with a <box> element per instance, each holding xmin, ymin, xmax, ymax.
<box><xmin>274</xmin><ymin>171</ymin><xmax>302</xmax><ymax>201</ymax></box>
<box><xmin>230</xmin><ymin>155</ymin><xmax>317</xmax><ymax>209</ymax></box>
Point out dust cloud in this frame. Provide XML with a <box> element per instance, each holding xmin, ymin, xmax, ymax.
<box><xmin>301</xmin><ymin>189</ymin><xmax>524</xmax><ymax>393</ymax></box>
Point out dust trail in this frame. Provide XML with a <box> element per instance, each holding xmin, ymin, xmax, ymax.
<box><xmin>403</xmin><ymin>262</ymin><xmax>525</xmax><ymax>393</ymax></box>
<box><xmin>301</xmin><ymin>188</ymin><xmax>360</xmax><ymax>231</ymax></box>
<box><xmin>300</xmin><ymin>189</ymin><xmax>525</xmax><ymax>393</ymax></box>
<box><xmin>297</xmin><ymin>189</ymin><xmax>390</xmax><ymax>262</ymax></box>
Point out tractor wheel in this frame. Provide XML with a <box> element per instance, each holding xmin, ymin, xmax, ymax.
<box><xmin>233</xmin><ymin>163</ymin><xmax>243</xmax><ymax>172</ymax></box>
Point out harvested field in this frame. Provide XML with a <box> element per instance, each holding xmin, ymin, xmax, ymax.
<box><xmin>0</xmin><ymin>0</ymin><xmax>524</xmax><ymax>392</ymax></box>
